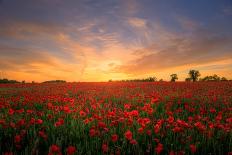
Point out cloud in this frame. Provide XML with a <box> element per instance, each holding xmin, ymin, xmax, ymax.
<box><xmin>0</xmin><ymin>45</ymin><xmax>55</xmax><ymax>67</ymax></box>
<box><xmin>112</xmin><ymin>24</ymin><xmax>232</xmax><ymax>77</ymax></box>
<box><xmin>128</xmin><ymin>17</ymin><xmax>147</xmax><ymax>28</ymax></box>
<box><xmin>0</xmin><ymin>0</ymin><xmax>231</xmax><ymax>81</ymax></box>
<box><xmin>0</xmin><ymin>44</ymin><xmax>86</xmax><ymax>81</ymax></box>
<box><xmin>0</xmin><ymin>15</ymin><xmax>133</xmax><ymax>81</ymax></box>
<box><xmin>121</xmin><ymin>0</ymin><xmax>140</xmax><ymax>15</ymax></box>
<box><xmin>0</xmin><ymin>21</ymin><xmax>63</xmax><ymax>40</ymax></box>
<box><xmin>174</xmin><ymin>15</ymin><xmax>198</xmax><ymax>31</ymax></box>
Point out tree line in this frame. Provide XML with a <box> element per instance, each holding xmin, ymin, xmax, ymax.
<box><xmin>109</xmin><ymin>77</ymin><xmax>157</xmax><ymax>82</ymax></box>
<box><xmin>110</xmin><ymin>70</ymin><xmax>231</xmax><ymax>82</ymax></box>
<box><xmin>0</xmin><ymin>78</ymin><xmax>20</xmax><ymax>84</ymax></box>
<box><xmin>184</xmin><ymin>70</ymin><xmax>229</xmax><ymax>82</ymax></box>
<box><xmin>0</xmin><ymin>69</ymin><xmax>230</xmax><ymax>83</ymax></box>
<box><xmin>0</xmin><ymin>79</ymin><xmax>66</xmax><ymax>84</ymax></box>
<box><xmin>170</xmin><ymin>70</ymin><xmax>230</xmax><ymax>82</ymax></box>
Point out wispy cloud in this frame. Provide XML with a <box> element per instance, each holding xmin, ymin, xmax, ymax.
<box><xmin>128</xmin><ymin>17</ymin><xmax>147</xmax><ymax>28</ymax></box>
<box><xmin>111</xmin><ymin>21</ymin><xmax>232</xmax><ymax>79</ymax></box>
<box><xmin>0</xmin><ymin>44</ymin><xmax>86</xmax><ymax>81</ymax></box>
<box><xmin>0</xmin><ymin>21</ymin><xmax>63</xmax><ymax>40</ymax></box>
<box><xmin>174</xmin><ymin>15</ymin><xmax>199</xmax><ymax>31</ymax></box>
<box><xmin>0</xmin><ymin>0</ymin><xmax>232</xmax><ymax>81</ymax></box>
<box><xmin>121</xmin><ymin>0</ymin><xmax>140</xmax><ymax>15</ymax></box>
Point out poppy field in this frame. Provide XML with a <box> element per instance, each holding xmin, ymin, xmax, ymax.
<box><xmin>0</xmin><ymin>82</ymin><xmax>231</xmax><ymax>155</ymax></box>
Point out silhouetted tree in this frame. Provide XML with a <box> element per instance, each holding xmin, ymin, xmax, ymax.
<box><xmin>0</xmin><ymin>78</ymin><xmax>20</xmax><ymax>84</ymax></box>
<box><xmin>221</xmin><ymin>77</ymin><xmax>228</xmax><ymax>81</ymax></box>
<box><xmin>201</xmin><ymin>74</ymin><xmax>226</xmax><ymax>81</ymax></box>
<box><xmin>212</xmin><ymin>74</ymin><xmax>220</xmax><ymax>81</ymax></box>
<box><xmin>188</xmin><ymin>70</ymin><xmax>200</xmax><ymax>82</ymax></box>
<box><xmin>42</xmin><ymin>80</ymin><xmax>66</xmax><ymax>83</ymax></box>
<box><xmin>118</xmin><ymin>76</ymin><xmax>157</xmax><ymax>82</ymax></box>
<box><xmin>170</xmin><ymin>74</ymin><xmax>178</xmax><ymax>82</ymax></box>
<box><xmin>147</xmin><ymin>77</ymin><xmax>157</xmax><ymax>82</ymax></box>
<box><xmin>159</xmin><ymin>79</ymin><xmax>164</xmax><ymax>82</ymax></box>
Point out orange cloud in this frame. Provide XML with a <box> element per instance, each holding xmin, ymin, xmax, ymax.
<box><xmin>0</xmin><ymin>13</ymin><xmax>231</xmax><ymax>82</ymax></box>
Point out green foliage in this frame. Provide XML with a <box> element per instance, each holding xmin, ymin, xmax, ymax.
<box><xmin>42</xmin><ymin>80</ymin><xmax>66</xmax><ymax>83</ymax></box>
<box><xmin>0</xmin><ymin>82</ymin><xmax>231</xmax><ymax>154</ymax></box>
<box><xmin>112</xmin><ymin>77</ymin><xmax>157</xmax><ymax>82</ymax></box>
<box><xmin>200</xmin><ymin>74</ymin><xmax>228</xmax><ymax>81</ymax></box>
<box><xmin>221</xmin><ymin>77</ymin><xmax>228</xmax><ymax>81</ymax></box>
<box><xmin>170</xmin><ymin>74</ymin><xmax>178</xmax><ymax>82</ymax></box>
<box><xmin>0</xmin><ymin>78</ymin><xmax>20</xmax><ymax>84</ymax></box>
<box><xmin>188</xmin><ymin>70</ymin><xmax>201</xmax><ymax>82</ymax></box>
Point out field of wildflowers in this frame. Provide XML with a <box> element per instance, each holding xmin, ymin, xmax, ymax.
<box><xmin>0</xmin><ymin>82</ymin><xmax>231</xmax><ymax>155</ymax></box>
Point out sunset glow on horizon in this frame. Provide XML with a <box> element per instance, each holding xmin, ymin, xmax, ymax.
<box><xmin>0</xmin><ymin>0</ymin><xmax>232</xmax><ymax>82</ymax></box>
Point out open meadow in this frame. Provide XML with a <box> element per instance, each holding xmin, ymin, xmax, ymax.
<box><xmin>0</xmin><ymin>82</ymin><xmax>231</xmax><ymax>155</ymax></box>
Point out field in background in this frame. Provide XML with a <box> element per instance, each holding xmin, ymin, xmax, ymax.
<box><xmin>0</xmin><ymin>82</ymin><xmax>231</xmax><ymax>155</ymax></box>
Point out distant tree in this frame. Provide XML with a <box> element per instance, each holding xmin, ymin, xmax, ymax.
<box><xmin>221</xmin><ymin>77</ymin><xmax>228</xmax><ymax>81</ymax></box>
<box><xmin>118</xmin><ymin>76</ymin><xmax>157</xmax><ymax>82</ymax></box>
<box><xmin>42</xmin><ymin>80</ymin><xmax>66</xmax><ymax>83</ymax></box>
<box><xmin>185</xmin><ymin>78</ymin><xmax>191</xmax><ymax>82</ymax></box>
<box><xmin>212</xmin><ymin>74</ymin><xmax>220</xmax><ymax>81</ymax></box>
<box><xmin>170</xmin><ymin>74</ymin><xmax>178</xmax><ymax>82</ymax></box>
<box><xmin>0</xmin><ymin>78</ymin><xmax>20</xmax><ymax>84</ymax></box>
<box><xmin>201</xmin><ymin>74</ymin><xmax>226</xmax><ymax>81</ymax></box>
<box><xmin>188</xmin><ymin>70</ymin><xmax>200</xmax><ymax>82</ymax></box>
<box><xmin>201</xmin><ymin>76</ymin><xmax>209</xmax><ymax>81</ymax></box>
<box><xmin>147</xmin><ymin>77</ymin><xmax>157</xmax><ymax>82</ymax></box>
<box><xmin>159</xmin><ymin>79</ymin><xmax>164</xmax><ymax>82</ymax></box>
<box><xmin>108</xmin><ymin>79</ymin><xmax>113</xmax><ymax>82</ymax></box>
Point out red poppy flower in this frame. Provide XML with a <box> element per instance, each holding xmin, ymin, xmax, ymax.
<box><xmin>14</xmin><ymin>135</ymin><xmax>21</xmax><ymax>143</ymax></box>
<box><xmin>154</xmin><ymin>124</ymin><xmax>161</xmax><ymax>134</ymax></box>
<box><xmin>98</xmin><ymin>121</ymin><xmax>106</xmax><ymax>128</ymax></box>
<box><xmin>89</xmin><ymin>128</ymin><xmax>96</xmax><ymax>137</ymax></box>
<box><xmin>155</xmin><ymin>143</ymin><xmax>163</xmax><ymax>154</ymax></box>
<box><xmin>146</xmin><ymin>130</ymin><xmax>152</xmax><ymax>136</ymax></box>
<box><xmin>111</xmin><ymin>134</ymin><xmax>118</xmax><ymax>142</ymax></box>
<box><xmin>63</xmin><ymin>106</ymin><xmax>71</xmax><ymax>113</ymax></box>
<box><xmin>124</xmin><ymin>104</ymin><xmax>131</xmax><ymax>109</ymax></box>
<box><xmin>66</xmin><ymin>146</ymin><xmax>77</xmax><ymax>155</ymax></box>
<box><xmin>130</xmin><ymin>139</ymin><xmax>137</xmax><ymax>145</ymax></box>
<box><xmin>138</xmin><ymin>127</ymin><xmax>144</xmax><ymax>134</ymax></box>
<box><xmin>79</xmin><ymin>110</ymin><xmax>86</xmax><ymax>117</ymax></box>
<box><xmin>50</xmin><ymin>144</ymin><xmax>60</xmax><ymax>153</ymax></box>
<box><xmin>190</xmin><ymin>144</ymin><xmax>197</xmax><ymax>153</ymax></box>
<box><xmin>102</xmin><ymin>143</ymin><xmax>108</xmax><ymax>153</ymax></box>
<box><xmin>36</xmin><ymin>119</ymin><xmax>43</xmax><ymax>125</ymax></box>
<box><xmin>167</xmin><ymin>116</ymin><xmax>174</xmax><ymax>124</ymax></box>
<box><xmin>124</xmin><ymin>130</ymin><xmax>132</xmax><ymax>140</ymax></box>
<box><xmin>38</xmin><ymin>131</ymin><xmax>47</xmax><ymax>140</ymax></box>
<box><xmin>8</xmin><ymin>108</ymin><xmax>14</xmax><ymax>115</ymax></box>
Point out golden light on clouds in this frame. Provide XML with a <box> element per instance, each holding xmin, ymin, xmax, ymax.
<box><xmin>0</xmin><ymin>0</ymin><xmax>232</xmax><ymax>82</ymax></box>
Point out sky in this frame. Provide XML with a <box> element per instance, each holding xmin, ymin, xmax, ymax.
<box><xmin>0</xmin><ymin>0</ymin><xmax>232</xmax><ymax>82</ymax></box>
